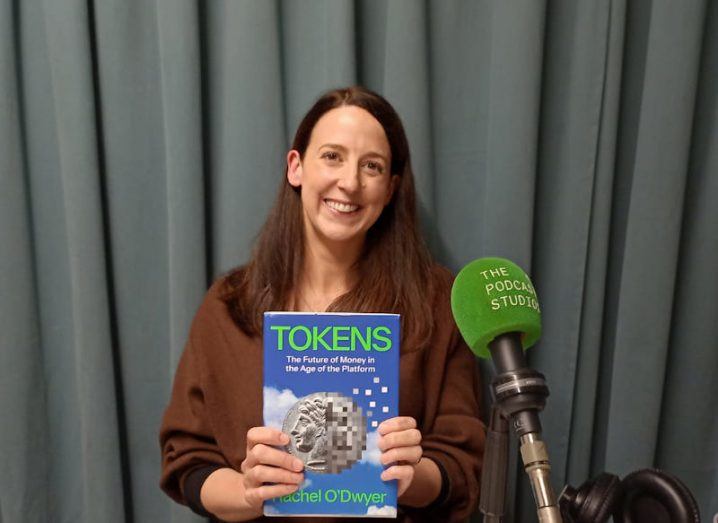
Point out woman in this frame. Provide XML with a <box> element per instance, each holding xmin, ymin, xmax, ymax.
<box><xmin>160</xmin><ymin>86</ymin><xmax>484</xmax><ymax>522</ymax></box>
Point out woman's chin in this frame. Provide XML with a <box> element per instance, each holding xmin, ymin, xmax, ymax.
<box><xmin>310</xmin><ymin>220</ymin><xmax>366</xmax><ymax>246</ymax></box>
<box><xmin>320</xmin><ymin>228</ymin><xmax>367</xmax><ymax>246</ymax></box>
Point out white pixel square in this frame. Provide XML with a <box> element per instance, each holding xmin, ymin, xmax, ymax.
<box><xmin>373</xmin><ymin>377</ymin><xmax>380</xmax><ymax>383</ymax></box>
<box><xmin>381</xmin><ymin>386</ymin><xmax>388</xmax><ymax>393</ymax></box>
<box><xmin>352</xmin><ymin>388</ymin><xmax>359</xmax><ymax>394</ymax></box>
<box><xmin>371</xmin><ymin>421</ymin><xmax>378</xmax><ymax>428</ymax></box>
<box><xmin>382</xmin><ymin>406</ymin><xmax>389</xmax><ymax>413</ymax></box>
<box><xmin>369</xmin><ymin>401</ymin><xmax>376</xmax><ymax>408</ymax></box>
<box><xmin>365</xmin><ymin>389</ymin><xmax>372</xmax><ymax>396</ymax></box>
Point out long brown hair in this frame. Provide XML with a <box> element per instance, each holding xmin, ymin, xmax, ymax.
<box><xmin>222</xmin><ymin>86</ymin><xmax>435</xmax><ymax>347</ymax></box>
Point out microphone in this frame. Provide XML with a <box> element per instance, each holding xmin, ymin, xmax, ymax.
<box><xmin>451</xmin><ymin>257</ymin><xmax>563</xmax><ymax>523</ymax></box>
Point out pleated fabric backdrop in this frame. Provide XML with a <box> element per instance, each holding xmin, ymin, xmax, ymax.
<box><xmin>1</xmin><ymin>1</ymin><xmax>716</xmax><ymax>521</ymax></box>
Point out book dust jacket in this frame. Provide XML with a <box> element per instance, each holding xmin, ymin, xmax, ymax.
<box><xmin>263</xmin><ymin>312</ymin><xmax>400</xmax><ymax>518</ymax></box>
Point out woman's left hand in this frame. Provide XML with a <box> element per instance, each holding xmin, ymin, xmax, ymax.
<box><xmin>377</xmin><ymin>416</ymin><xmax>423</xmax><ymax>497</ymax></box>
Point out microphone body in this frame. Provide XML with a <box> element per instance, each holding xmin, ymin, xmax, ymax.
<box><xmin>452</xmin><ymin>257</ymin><xmax>563</xmax><ymax>522</ymax></box>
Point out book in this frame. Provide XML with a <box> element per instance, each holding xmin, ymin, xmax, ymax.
<box><xmin>263</xmin><ymin>312</ymin><xmax>400</xmax><ymax>518</ymax></box>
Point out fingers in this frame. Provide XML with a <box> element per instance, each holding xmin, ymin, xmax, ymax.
<box><xmin>380</xmin><ymin>445</ymin><xmax>422</xmax><ymax>466</ymax></box>
<box><xmin>381</xmin><ymin>463</ymin><xmax>415</xmax><ymax>484</ymax></box>
<box><xmin>243</xmin><ymin>442</ymin><xmax>304</xmax><ymax>473</ymax></box>
<box><xmin>377</xmin><ymin>416</ymin><xmax>422</xmax><ymax>469</ymax></box>
<box><xmin>377</xmin><ymin>428</ymin><xmax>422</xmax><ymax>452</ymax></box>
<box><xmin>381</xmin><ymin>464</ymin><xmax>415</xmax><ymax>497</ymax></box>
<box><xmin>378</xmin><ymin>416</ymin><xmax>416</xmax><ymax>436</ymax></box>
<box><xmin>244</xmin><ymin>464</ymin><xmax>304</xmax><ymax>487</ymax></box>
<box><xmin>246</xmin><ymin>426</ymin><xmax>290</xmax><ymax>448</ymax></box>
<box><xmin>245</xmin><ymin>483</ymin><xmax>301</xmax><ymax>507</ymax></box>
<box><xmin>240</xmin><ymin>426</ymin><xmax>308</xmax><ymax>509</ymax></box>
<box><xmin>243</xmin><ymin>427</ymin><xmax>304</xmax><ymax>474</ymax></box>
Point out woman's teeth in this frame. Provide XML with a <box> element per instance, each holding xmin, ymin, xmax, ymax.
<box><xmin>325</xmin><ymin>199</ymin><xmax>359</xmax><ymax>213</ymax></box>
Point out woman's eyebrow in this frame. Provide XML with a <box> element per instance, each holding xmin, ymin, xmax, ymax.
<box><xmin>319</xmin><ymin>143</ymin><xmax>348</xmax><ymax>152</ymax></box>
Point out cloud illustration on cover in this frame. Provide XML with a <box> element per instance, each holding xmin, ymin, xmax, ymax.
<box><xmin>360</xmin><ymin>430</ymin><xmax>382</xmax><ymax>466</ymax></box>
<box><xmin>366</xmin><ymin>505</ymin><xmax>397</xmax><ymax>516</ymax></box>
<box><xmin>299</xmin><ymin>478</ymin><xmax>312</xmax><ymax>490</ymax></box>
<box><xmin>263</xmin><ymin>387</ymin><xmax>299</xmax><ymax>430</ymax></box>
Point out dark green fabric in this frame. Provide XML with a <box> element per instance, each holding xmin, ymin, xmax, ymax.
<box><xmin>1</xmin><ymin>1</ymin><xmax>716</xmax><ymax>521</ymax></box>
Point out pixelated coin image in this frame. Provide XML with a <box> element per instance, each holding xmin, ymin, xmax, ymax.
<box><xmin>283</xmin><ymin>392</ymin><xmax>367</xmax><ymax>474</ymax></box>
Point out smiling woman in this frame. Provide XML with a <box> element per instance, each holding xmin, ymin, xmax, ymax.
<box><xmin>159</xmin><ymin>86</ymin><xmax>485</xmax><ymax>522</ymax></box>
<box><xmin>286</xmin><ymin>105</ymin><xmax>397</xmax><ymax>258</ymax></box>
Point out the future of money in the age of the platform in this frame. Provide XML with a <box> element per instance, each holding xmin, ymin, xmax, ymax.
<box><xmin>263</xmin><ymin>312</ymin><xmax>400</xmax><ymax>518</ymax></box>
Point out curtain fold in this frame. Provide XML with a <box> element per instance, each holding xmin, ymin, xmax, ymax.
<box><xmin>0</xmin><ymin>2</ymin><xmax>49</xmax><ymax>521</ymax></box>
<box><xmin>596</xmin><ymin>0</ymin><xmax>707</xmax><ymax>475</ymax></box>
<box><xmin>530</xmin><ymin>1</ymin><xmax>622</xmax><ymax>515</ymax></box>
<box><xmin>657</xmin><ymin>0</ymin><xmax>718</xmax><ymax>511</ymax></box>
<box><xmin>564</xmin><ymin>0</ymin><xmax>626</xmax><ymax>489</ymax></box>
<box><xmin>1</xmin><ymin>0</ymin><xmax>716</xmax><ymax>521</ymax></box>
<box><xmin>15</xmin><ymin>0</ymin><xmax>125</xmax><ymax>521</ymax></box>
<box><xmin>207</xmin><ymin>1</ymin><xmax>286</xmax><ymax>274</ymax></box>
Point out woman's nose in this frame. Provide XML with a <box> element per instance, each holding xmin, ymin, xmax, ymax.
<box><xmin>336</xmin><ymin>165</ymin><xmax>361</xmax><ymax>192</ymax></box>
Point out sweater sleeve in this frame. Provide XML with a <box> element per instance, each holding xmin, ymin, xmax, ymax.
<box><xmin>419</xmin><ymin>327</ymin><xmax>484</xmax><ymax>521</ymax></box>
<box><xmin>159</xmin><ymin>289</ymin><xmax>230</xmax><ymax>505</ymax></box>
<box><xmin>407</xmin><ymin>269</ymin><xmax>485</xmax><ymax>522</ymax></box>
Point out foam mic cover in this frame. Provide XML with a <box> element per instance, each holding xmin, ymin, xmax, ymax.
<box><xmin>451</xmin><ymin>257</ymin><xmax>541</xmax><ymax>359</ymax></box>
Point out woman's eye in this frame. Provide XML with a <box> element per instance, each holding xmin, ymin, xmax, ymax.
<box><xmin>321</xmin><ymin>151</ymin><xmax>341</xmax><ymax>162</ymax></box>
<box><xmin>363</xmin><ymin>161</ymin><xmax>384</xmax><ymax>174</ymax></box>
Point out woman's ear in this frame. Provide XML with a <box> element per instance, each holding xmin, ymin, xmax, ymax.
<box><xmin>287</xmin><ymin>150</ymin><xmax>302</xmax><ymax>187</ymax></box>
<box><xmin>385</xmin><ymin>175</ymin><xmax>399</xmax><ymax>205</ymax></box>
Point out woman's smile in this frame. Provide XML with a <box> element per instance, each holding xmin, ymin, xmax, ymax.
<box><xmin>323</xmin><ymin>198</ymin><xmax>360</xmax><ymax>214</ymax></box>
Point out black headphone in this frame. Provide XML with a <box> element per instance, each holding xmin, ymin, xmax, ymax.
<box><xmin>559</xmin><ymin>468</ymin><xmax>700</xmax><ymax>522</ymax></box>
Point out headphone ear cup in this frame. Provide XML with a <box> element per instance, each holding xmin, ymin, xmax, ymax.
<box><xmin>559</xmin><ymin>473</ymin><xmax>622</xmax><ymax>523</ymax></box>
<box><xmin>615</xmin><ymin>468</ymin><xmax>700</xmax><ymax>523</ymax></box>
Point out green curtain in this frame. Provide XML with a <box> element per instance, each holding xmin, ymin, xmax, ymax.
<box><xmin>1</xmin><ymin>1</ymin><xmax>716</xmax><ymax>522</ymax></box>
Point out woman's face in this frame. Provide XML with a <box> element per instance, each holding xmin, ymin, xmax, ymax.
<box><xmin>287</xmin><ymin>106</ymin><xmax>397</xmax><ymax>252</ymax></box>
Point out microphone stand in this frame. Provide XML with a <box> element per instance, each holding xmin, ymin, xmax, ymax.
<box><xmin>482</xmin><ymin>333</ymin><xmax>563</xmax><ymax>523</ymax></box>
<box><xmin>479</xmin><ymin>405</ymin><xmax>510</xmax><ymax>522</ymax></box>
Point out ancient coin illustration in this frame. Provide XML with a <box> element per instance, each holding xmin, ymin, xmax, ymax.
<box><xmin>283</xmin><ymin>392</ymin><xmax>367</xmax><ymax>474</ymax></box>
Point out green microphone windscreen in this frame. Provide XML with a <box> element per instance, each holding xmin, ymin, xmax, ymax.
<box><xmin>451</xmin><ymin>257</ymin><xmax>541</xmax><ymax>359</ymax></box>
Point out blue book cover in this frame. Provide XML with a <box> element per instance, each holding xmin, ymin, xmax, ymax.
<box><xmin>263</xmin><ymin>312</ymin><xmax>400</xmax><ymax>518</ymax></box>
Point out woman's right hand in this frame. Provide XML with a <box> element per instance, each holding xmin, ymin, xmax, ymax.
<box><xmin>200</xmin><ymin>427</ymin><xmax>305</xmax><ymax>521</ymax></box>
<box><xmin>240</xmin><ymin>427</ymin><xmax>305</xmax><ymax>509</ymax></box>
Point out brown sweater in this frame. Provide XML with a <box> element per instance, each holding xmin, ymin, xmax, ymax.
<box><xmin>159</xmin><ymin>266</ymin><xmax>485</xmax><ymax>522</ymax></box>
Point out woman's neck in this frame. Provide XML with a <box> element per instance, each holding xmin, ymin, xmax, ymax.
<box><xmin>295</xmin><ymin>235</ymin><xmax>362</xmax><ymax>311</ymax></box>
